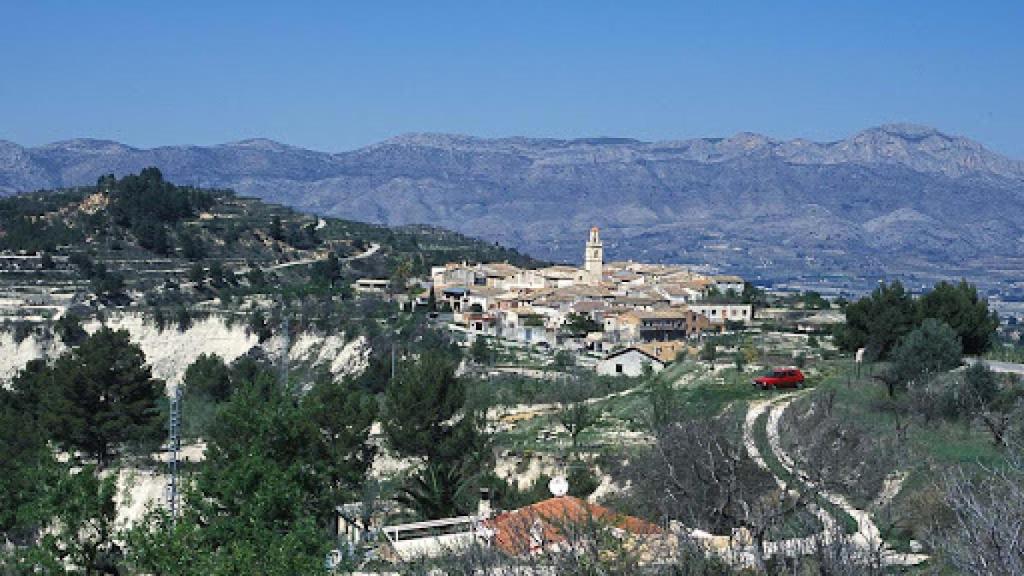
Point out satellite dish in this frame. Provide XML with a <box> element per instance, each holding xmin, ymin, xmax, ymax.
<box><xmin>548</xmin><ymin>475</ymin><xmax>569</xmax><ymax>497</ymax></box>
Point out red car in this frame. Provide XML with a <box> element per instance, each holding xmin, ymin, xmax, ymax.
<box><xmin>753</xmin><ymin>367</ymin><xmax>805</xmax><ymax>390</ymax></box>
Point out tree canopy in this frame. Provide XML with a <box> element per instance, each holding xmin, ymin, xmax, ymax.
<box><xmin>836</xmin><ymin>280</ymin><xmax>918</xmax><ymax>359</ymax></box>
<box><xmin>42</xmin><ymin>327</ymin><xmax>166</xmax><ymax>467</ymax></box>
<box><xmin>918</xmin><ymin>280</ymin><xmax>999</xmax><ymax>355</ymax></box>
<box><xmin>891</xmin><ymin>318</ymin><xmax>963</xmax><ymax>394</ymax></box>
<box><xmin>383</xmin><ymin>351</ymin><xmax>489</xmax><ymax>518</ymax></box>
<box><xmin>129</xmin><ymin>363</ymin><xmax>375</xmax><ymax>575</ymax></box>
<box><xmin>837</xmin><ymin>279</ymin><xmax>998</xmax><ymax>359</ymax></box>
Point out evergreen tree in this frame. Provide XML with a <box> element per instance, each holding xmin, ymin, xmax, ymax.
<box><xmin>836</xmin><ymin>280</ymin><xmax>917</xmax><ymax>359</ymax></box>
<box><xmin>183</xmin><ymin>353</ymin><xmax>234</xmax><ymax>403</ymax></box>
<box><xmin>43</xmin><ymin>328</ymin><xmax>165</xmax><ymax>467</ymax></box>
<box><xmin>301</xmin><ymin>374</ymin><xmax>378</xmax><ymax>518</ymax></box>
<box><xmin>918</xmin><ymin>280</ymin><xmax>999</xmax><ymax>355</ymax></box>
<box><xmin>0</xmin><ymin>389</ymin><xmax>59</xmax><ymax>547</ymax></box>
<box><xmin>126</xmin><ymin>369</ymin><xmax>372</xmax><ymax>574</ymax></box>
<box><xmin>470</xmin><ymin>336</ymin><xmax>491</xmax><ymax>365</ymax></box>
<box><xmin>269</xmin><ymin>215</ymin><xmax>285</xmax><ymax>241</ymax></box>
<box><xmin>54</xmin><ymin>312</ymin><xmax>87</xmax><ymax>345</ymax></box>
<box><xmin>179</xmin><ymin>229</ymin><xmax>206</xmax><ymax>261</ymax></box>
<box><xmin>383</xmin><ymin>352</ymin><xmax>488</xmax><ymax>517</ymax></box>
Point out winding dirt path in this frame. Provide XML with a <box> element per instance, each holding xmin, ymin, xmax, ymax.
<box><xmin>743</xmin><ymin>392</ymin><xmax>929</xmax><ymax>567</ymax></box>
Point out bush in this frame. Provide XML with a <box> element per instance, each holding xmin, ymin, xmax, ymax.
<box><xmin>55</xmin><ymin>313</ymin><xmax>87</xmax><ymax>345</ymax></box>
<box><xmin>891</xmin><ymin>319</ymin><xmax>962</xmax><ymax>395</ymax></box>
<box><xmin>567</xmin><ymin>463</ymin><xmax>601</xmax><ymax>499</ymax></box>
<box><xmin>699</xmin><ymin>341</ymin><xmax>717</xmax><ymax>362</ymax></box>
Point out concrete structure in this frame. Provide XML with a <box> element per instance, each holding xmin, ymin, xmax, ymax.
<box><xmin>352</xmin><ymin>278</ymin><xmax>390</xmax><ymax>293</ymax></box>
<box><xmin>597</xmin><ymin>347</ymin><xmax>666</xmax><ymax>377</ymax></box>
<box><xmin>689</xmin><ymin>303</ymin><xmax>753</xmax><ymax>326</ymax></box>
<box><xmin>616</xmin><ymin>309</ymin><xmax>710</xmax><ymax>342</ymax></box>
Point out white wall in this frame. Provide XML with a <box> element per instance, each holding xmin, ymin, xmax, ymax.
<box><xmin>596</xmin><ymin>350</ymin><xmax>664</xmax><ymax>377</ymax></box>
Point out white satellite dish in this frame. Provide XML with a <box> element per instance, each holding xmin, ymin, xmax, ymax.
<box><xmin>548</xmin><ymin>475</ymin><xmax>569</xmax><ymax>497</ymax></box>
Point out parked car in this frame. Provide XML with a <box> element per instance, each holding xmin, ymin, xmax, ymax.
<box><xmin>753</xmin><ymin>367</ymin><xmax>805</xmax><ymax>390</ymax></box>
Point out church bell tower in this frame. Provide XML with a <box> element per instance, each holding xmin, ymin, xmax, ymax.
<box><xmin>584</xmin><ymin>226</ymin><xmax>603</xmax><ymax>284</ymax></box>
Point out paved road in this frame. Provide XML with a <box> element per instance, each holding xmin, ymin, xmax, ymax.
<box><xmin>964</xmin><ymin>357</ymin><xmax>1024</xmax><ymax>376</ymax></box>
<box><xmin>262</xmin><ymin>242</ymin><xmax>381</xmax><ymax>272</ymax></box>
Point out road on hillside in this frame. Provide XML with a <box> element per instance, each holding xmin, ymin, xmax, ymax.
<box><xmin>261</xmin><ymin>242</ymin><xmax>381</xmax><ymax>272</ymax></box>
<box><xmin>964</xmin><ymin>357</ymin><xmax>1024</xmax><ymax>376</ymax></box>
<box><xmin>740</xmin><ymin>394</ymin><xmax>929</xmax><ymax>567</ymax></box>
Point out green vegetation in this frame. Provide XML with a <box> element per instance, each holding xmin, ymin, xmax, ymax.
<box><xmin>0</xmin><ymin>169</ymin><xmax>542</xmax><ymax>327</ymax></box>
<box><xmin>561</xmin><ymin>312</ymin><xmax>602</xmax><ymax>336</ymax></box>
<box><xmin>837</xmin><ymin>279</ymin><xmax>999</xmax><ymax>358</ymax></box>
<box><xmin>383</xmin><ymin>351</ymin><xmax>489</xmax><ymax>519</ymax></box>
<box><xmin>127</xmin><ymin>358</ymin><xmax>375</xmax><ymax>574</ymax></box>
<box><xmin>13</xmin><ymin>328</ymin><xmax>165</xmax><ymax>468</ymax></box>
<box><xmin>887</xmin><ymin>318</ymin><xmax>963</xmax><ymax>396</ymax></box>
<box><xmin>780</xmin><ymin>356</ymin><xmax>1024</xmax><ymax>562</ymax></box>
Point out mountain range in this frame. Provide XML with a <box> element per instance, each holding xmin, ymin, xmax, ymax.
<box><xmin>3</xmin><ymin>124</ymin><xmax>1023</xmax><ymax>290</ymax></box>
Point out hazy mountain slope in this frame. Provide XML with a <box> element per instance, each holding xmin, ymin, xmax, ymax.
<box><xmin>2</xmin><ymin>125</ymin><xmax>1023</xmax><ymax>282</ymax></box>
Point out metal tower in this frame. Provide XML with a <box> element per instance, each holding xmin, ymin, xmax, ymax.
<box><xmin>166</xmin><ymin>385</ymin><xmax>182</xmax><ymax>524</ymax></box>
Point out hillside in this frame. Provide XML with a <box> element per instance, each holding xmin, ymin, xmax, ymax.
<box><xmin>2</xmin><ymin>125</ymin><xmax>1024</xmax><ymax>292</ymax></box>
<box><xmin>0</xmin><ymin>169</ymin><xmax>537</xmax><ymax>375</ymax></box>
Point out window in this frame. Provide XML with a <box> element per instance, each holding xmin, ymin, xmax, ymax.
<box><xmin>616</xmin><ymin>364</ymin><xmax>623</xmax><ymax>373</ymax></box>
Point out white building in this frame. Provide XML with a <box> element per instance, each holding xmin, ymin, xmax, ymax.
<box><xmin>688</xmin><ymin>303</ymin><xmax>753</xmax><ymax>326</ymax></box>
<box><xmin>596</xmin><ymin>347</ymin><xmax>666</xmax><ymax>377</ymax></box>
<box><xmin>711</xmin><ymin>275</ymin><xmax>745</xmax><ymax>295</ymax></box>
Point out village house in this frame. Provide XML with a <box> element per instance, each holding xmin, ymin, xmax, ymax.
<box><xmin>498</xmin><ymin>307</ymin><xmax>555</xmax><ymax>345</ymax></box>
<box><xmin>688</xmin><ymin>302</ymin><xmax>753</xmax><ymax>327</ymax></box>
<box><xmin>486</xmin><ymin>495</ymin><xmax>665</xmax><ymax>558</ymax></box>
<box><xmin>615</xmin><ymin>309</ymin><xmax>710</xmax><ymax>343</ymax></box>
<box><xmin>428</xmin><ymin>226</ymin><xmax>747</xmax><ymax>354</ymax></box>
<box><xmin>596</xmin><ymin>347</ymin><xmax>666</xmax><ymax>377</ymax></box>
<box><xmin>711</xmin><ymin>274</ymin><xmax>745</xmax><ymax>294</ymax></box>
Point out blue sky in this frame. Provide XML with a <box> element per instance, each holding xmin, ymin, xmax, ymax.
<box><xmin>1</xmin><ymin>1</ymin><xmax>1022</xmax><ymax>157</ymax></box>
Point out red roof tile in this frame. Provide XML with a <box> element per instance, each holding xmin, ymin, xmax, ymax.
<box><xmin>486</xmin><ymin>496</ymin><xmax>662</xmax><ymax>556</ymax></box>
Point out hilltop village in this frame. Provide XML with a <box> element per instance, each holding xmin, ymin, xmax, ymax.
<box><xmin>428</xmin><ymin>227</ymin><xmax>753</xmax><ymax>374</ymax></box>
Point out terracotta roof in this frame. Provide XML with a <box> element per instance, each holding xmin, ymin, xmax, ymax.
<box><xmin>486</xmin><ymin>496</ymin><xmax>662</xmax><ymax>557</ymax></box>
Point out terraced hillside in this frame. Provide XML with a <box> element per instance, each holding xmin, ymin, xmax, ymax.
<box><xmin>0</xmin><ymin>168</ymin><xmax>535</xmax><ymax>308</ymax></box>
<box><xmin>0</xmin><ymin>168</ymin><xmax>539</xmax><ymax>387</ymax></box>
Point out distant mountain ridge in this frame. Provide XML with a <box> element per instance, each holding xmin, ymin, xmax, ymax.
<box><xmin>2</xmin><ymin>125</ymin><xmax>1023</xmax><ymax>286</ymax></box>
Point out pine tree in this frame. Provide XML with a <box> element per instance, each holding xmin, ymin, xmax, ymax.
<box><xmin>44</xmin><ymin>328</ymin><xmax>165</xmax><ymax>468</ymax></box>
<box><xmin>383</xmin><ymin>352</ymin><xmax>489</xmax><ymax>517</ymax></box>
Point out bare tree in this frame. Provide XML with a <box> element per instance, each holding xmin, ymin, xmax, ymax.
<box><xmin>932</xmin><ymin>445</ymin><xmax>1024</xmax><ymax>575</ymax></box>
<box><xmin>556</xmin><ymin>375</ymin><xmax>602</xmax><ymax>452</ymax></box>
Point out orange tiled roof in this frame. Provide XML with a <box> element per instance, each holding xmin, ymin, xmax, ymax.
<box><xmin>486</xmin><ymin>496</ymin><xmax>662</xmax><ymax>556</ymax></box>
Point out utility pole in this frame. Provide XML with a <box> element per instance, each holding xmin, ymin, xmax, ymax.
<box><xmin>166</xmin><ymin>385</ymin><xmax>182</xmax><ymax>525</ymax></box>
